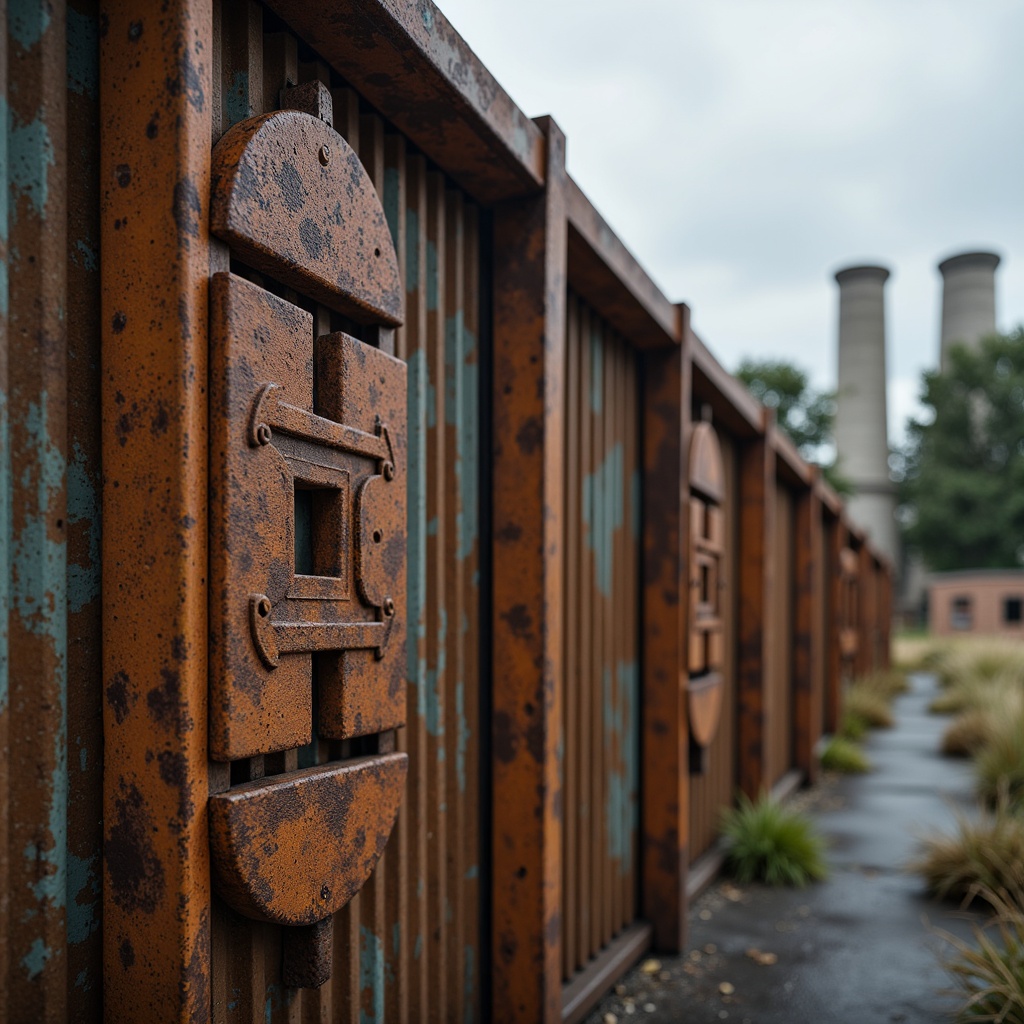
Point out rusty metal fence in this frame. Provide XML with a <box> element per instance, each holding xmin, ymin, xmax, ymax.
<box><xmin>0</xmin><ymin>1</ymin><xmax>894</xmax><ymax>1022</ymax></box>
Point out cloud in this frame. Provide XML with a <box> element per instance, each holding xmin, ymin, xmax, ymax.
<box><xmin>439</xmin><ymin>0</ymin><xmax>1024</xmax><ymax>421</ymax></box>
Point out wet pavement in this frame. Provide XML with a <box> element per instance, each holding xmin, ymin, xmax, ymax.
<box><xmin>586</xmin><ymin>673</ymin><xmax>985</xmax><ymax>1024</ymax></box>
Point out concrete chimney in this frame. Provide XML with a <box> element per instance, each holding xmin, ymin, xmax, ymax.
<box><xmin>939</xmin><ymin>250</ymin><xmax>1000</xmax><ymax>370</ymax></box>
<box><xmin>833</xmin><ymin>264</ymin><xmax>898</xmax><ymax>565</ymax></box>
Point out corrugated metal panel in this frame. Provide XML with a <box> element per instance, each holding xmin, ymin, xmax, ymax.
<box><xmin>766</xmin><ymin>485</ymin><xmax>794</xmax><ymax>787</ymax></box>
<box><xmin>688</xmin><ymin>431</ymin><xmax>738</xmax><ymax>862</ymax></box>
<box><xmin>3</xmin><ymin>2</ymin><xmax>73</xmax><ymax>1017</ymax></box>
<box><xmin>208</xmin><ymin>4</ymin><xmax>483</xmax><ymax>1019</ymax></box>
<box><xmin>561</xmin><ymin>292</ymin><xmax>641</xmax><ymax>981</ymax></box>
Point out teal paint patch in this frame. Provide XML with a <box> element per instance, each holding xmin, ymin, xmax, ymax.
<box><xmin>72</xmin><ymin>239</ymin><xmax>98</xmax><ymax>271</ymax></box>
<box><xmin>463</xmin><ymin>946</ymin><xmax>475</xmax><ymax>1024</ymax></box>
<box><xmin>424</xmin><ymin>608</ymin><xmax>446</xmax><ymax>736</ymax></box>
<box><xmin>604</xmin><ymin>660</ymin><xmax>639</xmax><ymax>872</ymax></box>
<box><xmin>0</xmin><ymin>396</ymin><xmax>9</xmax><ymax>712</ymax></box>
<box><xmin>426</xmin><ymin>379</ymin><xmax>436</xmax><ymax>429</ymax></box>
<box><xmin>582</xmin><ymin>443</ymin><xmax>624</xmax><ymax>597</ymax></box>
<box><xmin>67</xmin><ymin>441</ymin><xmax>100</xmax><ymax>613</ymax></box>
<box><xmin>413</xmin><ymin>934</ymin><xmax>423</xmax><ymax>960</ymax></box>
<box><xmin>8</xmin><ymin>0</ymin><xmax>51</xmax><ymax>50</ymax></box>
<box><xmin>79</xmin><ymin>746</ymin><xmax>87</xmax><ymax>772</ymax></box>
<box><xmin>421</xmin><ymin>6</ymin><xmax>433</xmax><ymax>30</ymax></box>
<box><xmin>359</xmin><ymin>926</ymin><xmax>385</xmax><ymax>1024</ymax></box>
<box><xmin>66</xmin><ymin>852</ymin><xmax>99</xmax><ymax>944</ymax></box>
<box><xmin>630</xmin><ymin>468</ymin><xmax>641</xmax><ymax>542</ymax></box>
<box><xmin>426</xmin><ymin>239</ymin><xmax>439</xmax><ymax>311</ymax></box>
<box><xmin>426</xmin><ymin>516</ymin><xmax>438</xmax><ymax>538</ymax></box>
<box><xmin>12</xmin><ymin>394</ymin><xmax>68</xmax><ymax>913</ymax></box>
<box><xmin>456</xmin><ymin>681</ymin><xmax>468</xmax><ymax>794</ymax></box>
<box><xmin>465</xmin><ymin>864</ymin><xmax>478</xmax><ymax>879</ymax></box>
<box><xmin>21</xmin><ymin>938</ymin><xmax>50</xmax><ymax>980</ymax></box>
<box><xmin>0</xmin><ymin>256</ymin><xmax>8</xmax><ymax>318</ymax></box>
<box><xmin>445</xmin><ymin>311</ymin><xmax>479</xmax><ymax>561</ymax></box>
<box><xmin>8</xmin><ymin>113</ymin><xmax>56</xmax><ymax>218</ymax></box>
<box><xmin>392</xmin><ymin>922</ymin><xmax>401</xmax><ymax>955</ymax></box>
<box><xmin>383</xmin><ymin>167</ymin><xmax>400</xmax><ymax>248</ymax></box>
<box><xmin>75</xmin><ymin>968</ymin><xmax>90</xmax><ymax>990</ymax></box>
<box><xmin>224</xmin><ymin>71</ymin><xmax>250</xmax><ymax>127</ymax></box>
<box><xmin>406</xmin><ymin>208</ymin><xmax>420</xmax><ymax>284</ymax></box>
<box><xmin>406</xmin><ymin>348</ymin><xmax>429</xmax><ymax>719</ymax></box>
<box><xmin>66</xmin><ymin>7</ymin><xmax>98</xmax><ymax>98</ymax></box>
<box><xmin>589</xmin><ymin>325</ymin><xmax>603</xmax><ymax>413</ymax></box>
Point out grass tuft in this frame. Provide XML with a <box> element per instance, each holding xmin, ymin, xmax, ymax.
<box><xmin>722</xmin><ymin>792</ymin><xmax>827</xmax><ymax>887</ymax></box>
<box><xmin>939</xmin><ymin>871</ymin><xmax>1024</xmax><ymax>1024</ymax></box>
<box><xmin>844</xmin><ymin>686</ymin><xmax>895</xmax><ymax>729</ymax></box>
<box><xmin>942</xmin><ymin>710</ymin><xmax>998</xmax><ymax>759</ymax></box>
<box><xmin>976</xmin><ymin>713</ymin><xmax>1024</xmax><ymax>810</ymax></box>
<box><xmin>909</xmin><ymin>803</ymin><xmax>1024</xmax><ymax>908</ymax></box>
<box><xmin>820</xmin><ymin>737</ymin><xmax>871</xmax><ymax>773</ymax></box>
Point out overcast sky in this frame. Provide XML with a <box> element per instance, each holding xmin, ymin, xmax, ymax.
<box><xmin>437</xmin><ymin>0</ymin><xmax>1024</xmax><ymax>443</ymax></box>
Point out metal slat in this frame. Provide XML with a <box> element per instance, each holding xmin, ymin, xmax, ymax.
<box><xmin>424</xmin><ymin>168</ymin><xmax>449</xmax><ymax>1021</ymax></box>
<box><xmin>562</xmin><ymin>296</ymin><xmax>579</xmax><ymax>980</ymax></box>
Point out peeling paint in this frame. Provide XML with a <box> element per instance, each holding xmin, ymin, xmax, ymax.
<box><xmin>582</xmin><ymin>442</ymin><xmax>624</xmax><ymax>597</ymax></box>
<box><xmin>589</xmin><ymin>322</ymin><xmax>603</xmax><ymax>413</ymax></box>
<box><xmin>72</xmin><ymin>238</ymin><xmax>97</xmax><ymax>271</ymax></box>
<box><xmin>66</xmin><ymin>6</ymin><xmax>98</xmax><ymax>99</ymax></box>
<box><xmin>424</xmin><ymin>607</ymin><xmax>447</xmax><ymax>737</ymax></box>
<box><xmin>406</xmin><ymin>206</ymin><xmax>419</xmax><ymax>284</ymax></box>
<box><xmin>426</xmin><ymin>238</ymin><xmax>438</xmax><ymax>312</ymax></box>
<box><xmin>8</xmin><ymin>0</ymin><xmax>52</xmax><ymax>51</ymax></box>
<box><xmin>604</xmin><ymin>660</ymin><xmax>638</xmax><ymax>871</ymax></box>
<box><xmin>225</xmin><ymin>70</ymin><xmax>251</xmax><ymax>128</ymax></box>
<box><xmin>359</xmin><ymin>925</ymin><xmax>385</xmax><ymax>1024</ymax></box>
<box><xmin>67</xmin><ymin>440</ymin><xmax>100</xmax><ymax>613</ymax></box>
<box><xmin>66</xmin><ymin>852</ymin><xmax>100</xmax><ymax>944</ymax></box>
<box><xmin>8</xmin><ymin>112</ymin><xmax>55</xmax><ymax>218</ymax></box>
<box><xmin>20</xmin><ymin>937</ymin><xmax>51</xmax><ymax>981</ymax></box>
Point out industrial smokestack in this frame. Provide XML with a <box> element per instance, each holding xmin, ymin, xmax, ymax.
<box><xmin>939</xmin><ymin>250</ymin><xmax>1000</xmax><ymax>370</ymax></box>
<box><xmin>833</xmin><ymin>264</ymin><xmax>898</xmax><ymax>565</ymax></box>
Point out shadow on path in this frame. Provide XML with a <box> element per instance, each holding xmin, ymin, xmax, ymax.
<box><xmin>586</xmin><ymin>673</ymin><xmax>984</xmax><ymax>1024</ymax></box>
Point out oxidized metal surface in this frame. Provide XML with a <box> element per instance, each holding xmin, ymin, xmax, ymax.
<box><xmin>100</xmin><ymin>0</ymin><xmax>212</xmax><ymax>1018</ymax></box>
<box><xmin>210</xmin><ymin>110</ymin><xmax>403</xmax><ymax>324</ymax></box>
<box><xmin>491</xmin><ymin>116</ymin><xmax>567</xmax><ymax>1024</ymax></box>
<box><xmin>640</xmin><ymin>335</ymin><xmax>689</xmax><ymax>953</ymax></box>
<box><xmin>5</xmin><ymin>0</ymin><xmax>69</xmax><ymax>1016</ymax></box>
<box><xmin>793</xmin><ymin>487</ymin><xmax>824</xmax><ymax>782</ymax></box>
<box><xmin>737</xmin><ymin>425</ymin><xmax>775</xmax><ymax>799</ymax></box>
<box><xmin>208</xmin><ymin>271</ymin><xmax>406</xmax><ymax>758</ymax></box>
<box><xmin>209</xmin><ymin>754</ymin><xmax>407</xmax><ymax>924</ymax></box>
<box><xmin>260</xmin><ymin>0</ymin><xmax>545</xmax><ymax>204</ymax></box>
<box><xmin>561</xmin><ymin>292</ymin><xmax>642</xmax><ymax>980</ymax></box>
<box><xmin>66</xmin><ymin>0</ymin><xmax>105</xmax><ymax>1011</ymax></box>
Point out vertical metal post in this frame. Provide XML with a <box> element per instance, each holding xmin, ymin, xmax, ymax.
<box><xmin>640</xmin><ymin>306</ymin><xmax>689</xmax><ymax>952</ymax></box>
<box><xmin>737</xmin><ymin>414</ymin><xmax>775</xmax><ymax>798</ymax></box>
<box><xmin>490</xmin><ymin>115</ymin><xmax>567</xmax><ymax>1024</ymax></box>
<box><xmin>793</xmin><ymin>482</ymin><xmax>823</xmax><ymax>783</ymax></box>
<box><xmin>5</xmin><ymin>0</ymin><xmax>68</xmax><ymax>1016</ymax></box>
<box><xmin>101</xmin><ymin>0</ymin><xmax>212</xmax><ymax>1018</ymax></box>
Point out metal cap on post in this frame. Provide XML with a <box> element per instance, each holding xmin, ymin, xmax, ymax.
<box><xmin>938</xmin><ymin>250</ymin><xmax>1001</xmax><ymax>370</ymax></box>
<box><xmin>833</xmin><ymin>264</ymin><xmax>898</xmax><ymax>567</ymax></box>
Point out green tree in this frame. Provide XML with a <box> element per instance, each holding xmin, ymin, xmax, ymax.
<box><xmin>736</xmin><ymin>358</ymin><xmax>848</xmax><ymax>491</ymax></box>
<box><xmin>900</xmin><ymin>328</ymin><xmax>1024</xmax><ymax>571</ymax></box>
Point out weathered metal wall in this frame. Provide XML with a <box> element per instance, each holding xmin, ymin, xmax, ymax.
<box><xmin>207</xmin><ymin>4</ymin><xmax>482</xmax><ymax>1020</ymax></box>
<box><xmin>766</xmin><ymin>483</ymin><xmax>794</xmax><ymax>788</ymax></box>
<box><xmin>1</xmin><ymin>2</ymin><xmax>104</xmax><ymax>1017</ymax></box>
<box><xmin>688</xmin><ymin>431</ymin><xmax>738</xmax><ymax>862</ymax></box>
<box><xmin>561</xmin><ymin>292</ymin><xmax>641</xmax><ymax>982</ymax></box>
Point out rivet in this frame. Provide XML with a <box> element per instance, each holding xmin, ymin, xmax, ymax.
<box><xmin>383</xmin><ymin>598</ymin><xmax>395</xmax><ymax>618</ymax></box>
<box><xmin>256</xmin><ymin>423</ymin><xmax>272</xmax><ymax>445</ymax></box>
<box><xmin>373</xmin><ymin>529</ymin><xmax>383</xmax><ymax>544</ymax></box>
<box><xmin>320</xmin><ymin>883</ymin><xmax>331</xmax><ymax>901</ymax></box>
<box><xmin>258</xmin><ymin>597</ymin><xmax>272</xmax><ymax>618</ymax></box>
<box><xmin>383</xmin><ymin>462</ymin><xmax>395</xmax><ymax>481</ymax></box>
<box><xmin>318</xmin><ymin>144</ymin><xmax>331</xmax><ymax>166</ymax></box>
